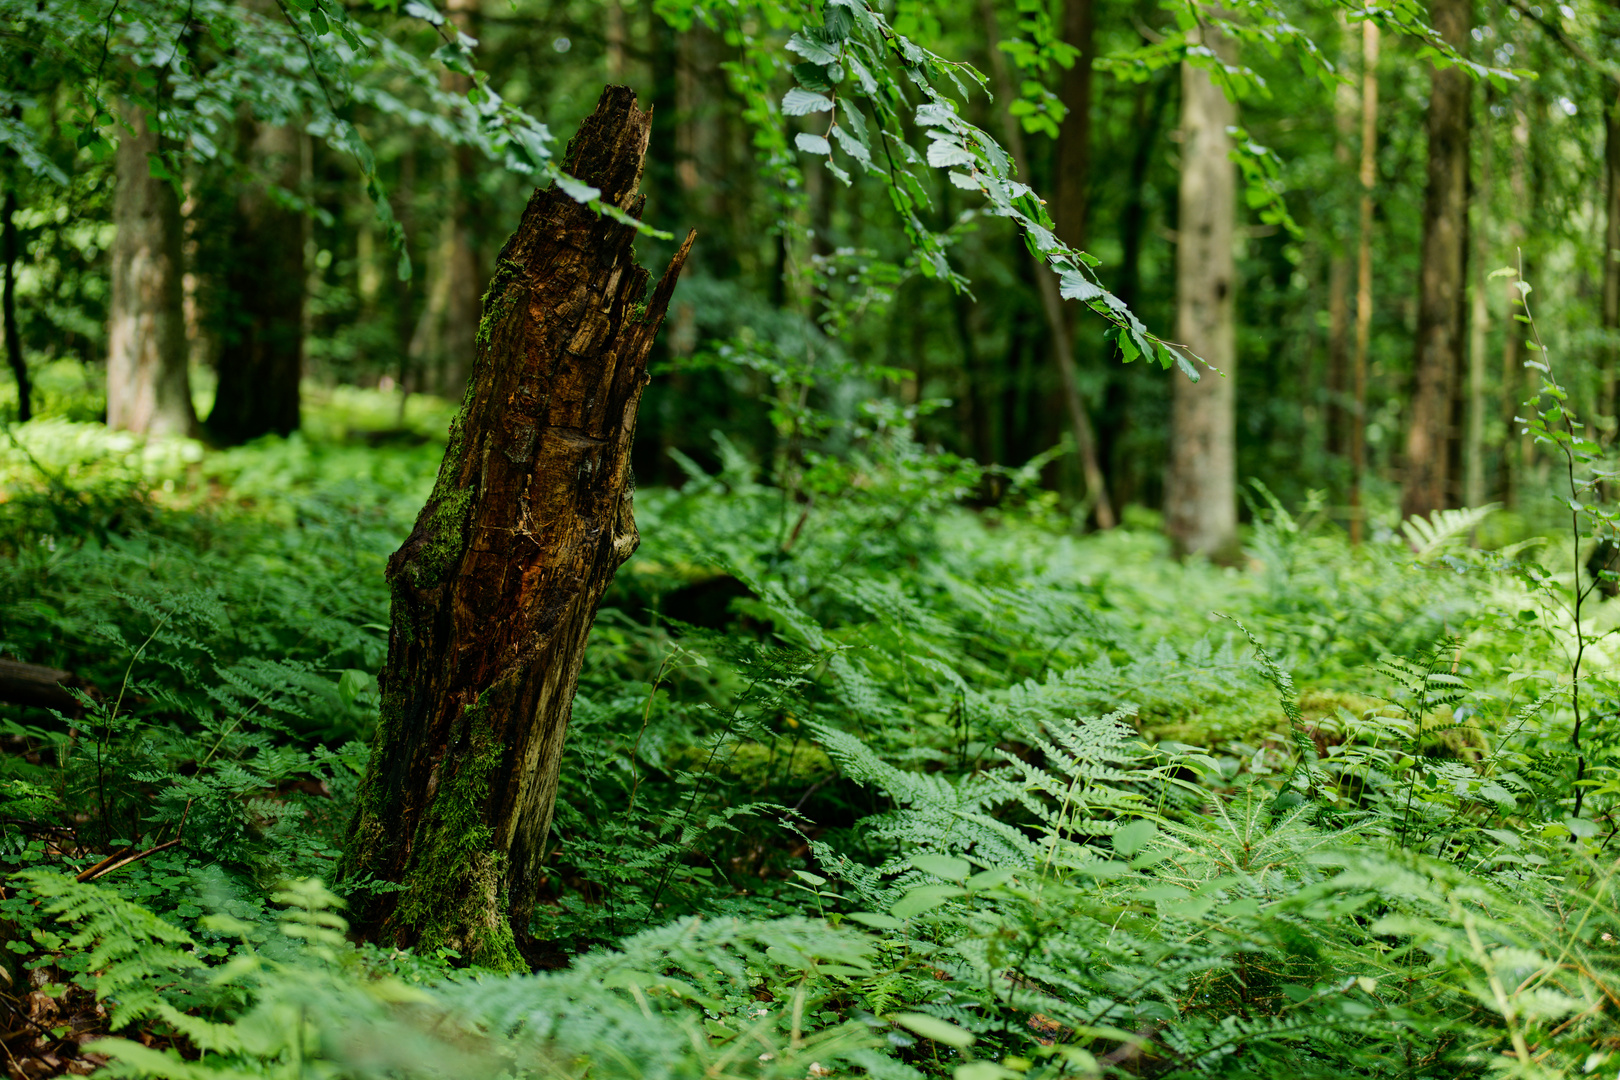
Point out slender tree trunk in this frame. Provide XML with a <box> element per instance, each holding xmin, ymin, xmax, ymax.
<box><xmin>1325</xmin><ymin>16</ymin><xmax>1357</xmax><ymax>459</ymax></box>
<box><xmin>341</xmin><ymin>88</ymin><xmax>694</xmax><ymax>969</ymax></box>
<box><xmin>1053</xmin><ymin>0</ymin><xmax>1094</xmax><ymax>255</ymax></box>
<box><xmin>1603</xmin><ymin>74</ymin><xmax>1619</xmax><ymax>425</ymax></box>
<box><xmin>1500</xmin><ymin>107</ymin><xmax>1529</xmax><ymax>506</ymax></box>
<box><xmin>3</xmin><ymin>190</ymin><xmax>27</xmax><ymax>422</ymax></box>
<box><xmin>977</xmin><ymin>0</ymin><xmax>1113</xmax><ymax>527</ymax></box>
<box><xmin>107</xmin><ymin>103</ymin><xmax>195</xmax><ymax>437</ymax></box>
<box><xmin>1349</xmin><ymin>20</ymin><xmax>1379</xmax><ymax>543</ymax></box>
<box><xmin>1401</xmin><ymin>0</ymin><xmax>1470</xmax><ymax>520</ymax></box>
<box><xmin>208</xmin><ymin>119</ymin><xmax>303</xmax><ymax>443</ymax></box>
<box><xmin>1464</xmin><ymin>90</ymin><xmax>1493</xmax><ymax>509</ymax></box>
<box><xmin>1165</xmin><ymin>37</ymin><xmax>1237</xmax><ymax>558</ymax></box>
<box><xmin>605</xmin><ymin>0</ymin><xmax>625</xmax><ymax>80</ymax></box>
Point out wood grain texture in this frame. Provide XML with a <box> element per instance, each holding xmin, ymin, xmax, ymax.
<box><xmin>341</xmin><ymin>86</ymin><xmax>694</xmax><ymax>968</ymax></box>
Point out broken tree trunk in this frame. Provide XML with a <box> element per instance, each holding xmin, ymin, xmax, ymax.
<box><xmin>340</xmin><ymin>86</ymin><xmax>694</xmax><ymax>970</ymax></box>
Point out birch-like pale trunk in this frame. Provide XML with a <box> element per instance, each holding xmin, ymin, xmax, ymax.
<box><xmin>1165</xmin><ymin>35</ymin><xmax>1237</xmax><ymax>558</ymax></box>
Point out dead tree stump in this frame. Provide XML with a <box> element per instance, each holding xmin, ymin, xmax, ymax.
<box><xmin>341</xmin><ymin>86</ymin><xmax>694</xmax><ymax>969</ymax></box>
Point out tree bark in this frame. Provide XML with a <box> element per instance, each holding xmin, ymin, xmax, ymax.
<box><xmin>1165</xmin><ymin>36</ymin><xmax>1237</xmax><ymax>558</ymax></box>
<box><xmin>107</xmin><ymin>104</ymin><xmax>195</xmax><ymax>437</ymax></box>
<box><xmin>1500</xmin><ymin>106</ymin><xmax>1530</xmax><ymax>506</ymax></box>
<box><xmin>1401</xmin><ymin>0</ymin><xmax>1470</xmax><ymax>520</ymax></box>
<box><xmin>409</xmin><ymin>0</ymin><xmax>482</xmax><ymax>401</ymax></box>
<box><xmin>3</xmin><ymin>189</ymin><xmax>27</xmax><ymax>422</ymax></box>
<box><xmin>1349</xmin><ymin>20</ymin><xmax>1379</xmax><ymax>544</ymax></box>
<box><xmin>1464</xmin><ymin>88</ymin><xmax>1492</xmax><ymax>509</ymax></box>
<box><xmin>1324</xmin><ymin>14</ymin><xmax>1357</xmax><ymax>459</ymax></box>
<box><xmin>1603</xmin><ymin>71</ymin><xmax>1619</xmax><ymax>426</ymax></box>
<box><xmin>208</xmin><ymin>119</ymin><xmax>304</xmax><ymax>443</ymax></box>
<box><xmin>1053</xmin><ymin>0</ymin><xmax>1094</xmax><ymax>256</ymax></box>
<box><xmin>341</xmin><ymin>86</ymin><xmax>694</xmax><ymax>969</ymax></box>
<box><xmin>976</xmin><ymin>0</ymin><xmax>1113</xmax><ymax>528</ymax></box>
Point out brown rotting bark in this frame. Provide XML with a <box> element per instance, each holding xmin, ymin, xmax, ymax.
<box><xmin>341</xmin><ymin>86</ymin><xmax>694</xmax><ymax>969</ymax></box>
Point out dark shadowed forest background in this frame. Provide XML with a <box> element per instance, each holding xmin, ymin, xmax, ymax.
<box><xmin>1</xmin><ymin>0</ymin><xmax>1619</xmax><ymax>1077</ymax></box>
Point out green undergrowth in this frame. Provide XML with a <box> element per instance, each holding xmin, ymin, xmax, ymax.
<box><xmin>0</xmin><ymin>385</ymin><xmax>1616</xmax><ymax>1078</ymax></box>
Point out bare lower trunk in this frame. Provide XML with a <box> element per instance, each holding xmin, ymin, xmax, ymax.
<box><xmin>1603</xmin><ymin>74</ymin><xmax>1619</xmax><ymax>424</ymax></box>
<box><xmin>1465</xmin><ymin>91</ymin><xmax>1493</xmax><ymax>509</ymax></box>
<box><xmin>1325</xmin><ymin>14</ymin><xmax>1356</xmax><ymax>459</ymax></box>
<box><xmin>410</xmin><ymin>0</ymin><xmax>482</xmax><ymax>400</ymax></box>
<box><xmin>208</xmin><ymin>120</ymin><xmax>304</xmax><ymax>443</ymax></box>
<box><xmin>3</xmin><ymin>190</ymin><xmax>26</xmax><ymax>422</ymax></box>
<box><xmin>107</xmin><ymin>104</ymin><xmax>195</xmax><ymax>437</ymax></box>
<box><xmin>1401</xmin><ymin>0</ymin><xmax>1470</xmax><ymax>520</ymax></box>
<box><xmin>1349</xmin><ymin>21</ymin><xmax>1379</xmax><ymax>543</ymax></box>
<box><xmin>341</xmin><ymin>87</ymin><xmax>694</xmax><ymax>969</ymax></box>
<box><xmin>1500</xmin><ymin>107</ymin><xmax>1529</xmax><ymax>505</ymax></box>
<box><xmin>1165</xmin><ymin>40</ymin><xmax>1237</xmax><ymax>558</ymax></box>
<box><xmin>976</xmin><ymin>0</ymin><xmax>1113</xmax><ymax>528</ymax></box>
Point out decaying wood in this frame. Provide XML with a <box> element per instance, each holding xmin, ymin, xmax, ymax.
<box><xmin>0</xmin><ymin>661</ymin><xmax>78</xmax><ymax>712</ymax></box>
<box><xmin>340</xmin><ymin>86</ymin><xmax>694</xmax><ymax>969</ymax></box>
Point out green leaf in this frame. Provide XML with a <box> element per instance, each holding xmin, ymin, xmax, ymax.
<box><xmin>845</xmin><ymin>912</ymin><xmax>902</xmax><ymax>930</ymax></box>
<box><xmin>891</xmin><ymin>885</ymin><xmax>964</xmax><ymax>918</ymax></box>
<box><xmin>336</xmin><ymin>669</ymin><xmax>372</xmax><ymax>707</ymax></box>
<box><xmin>795</xmin><ymin>132</ymin><xmax>832</xmax><ymax>156</ymax></box>
<box><xmin>893</xmin><ymin>1012</ymin><xmax>973</xmax><ymax>1048</ymax></box>
<box><xmin>1111</xmin><ymin>819</ymin><xmax>1156</xmax><ymax>858</ymax></box>
<box><xmin>556</xmin><ymin>174</ymin><xmax>601</xmax><ymax>204</ymax></box>
<box><xmin>783</xmin><ymin>89</ymin><xmax>835</xmax><ymax>116</ymax></box>
<box><xmin>1058</xmin><ymin>271</ymin><xmax>1101</xmax><ymax>302</ymax></box>
<box><xmin>787</xmin><ymin>31</ymin><xmax>840</xmax><ymax>65</ymax></box>
<box><xmin>912</xmin><ymin>854</ymin><xmax>971</xmax><ymax>880</ymax></box>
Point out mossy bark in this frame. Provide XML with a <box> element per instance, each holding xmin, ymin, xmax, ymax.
<box><xmin>341</xmin><ymin>86</ymin><xmax>694</xmax><ymax>969</ymax></box>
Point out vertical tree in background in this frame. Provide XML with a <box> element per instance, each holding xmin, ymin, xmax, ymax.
<box><xmin>976</xmin><ymin>0</ymin><xmax>1113</xmax><ymax>528</ymax></box>
<box><xmin>1500</xmin><ymin>105</ymin><xmax>1529</xmax><ymax>505</ymax></box>
<box><xmin>1325</xmin><ymin>15</ymin><xmax>1358</xmax><ymax>460</ymax></box>
<box><xmin>1464</xmin><ymin>88</ymin><xmax>1493</xmax><ymax>509</ymax></box>
<box><xmin>107</xmin><ymin>105</ymin><xmax>195</xmax><ymax>437</ymax></box>
<box><xmin>1401</xmin><ymin>0</ymin><xmax>1470</xmax><ymax>520</ymax></box>
<box><xmin>1603</xmin><ymin>64</ymin><xmax>1619</xmax><ymax>420</ymax></box>
<box><xmin>208</xmin><ymin>120</ymin><xmax>304</xmax><ymax>443</ymax></box>
<box><xmin>1165</xmin><ymin>35</ymin><xmax>1237</xmax><ymax>558</ymax></box>
<box><xmin>1350</xmin><ymin>20</ymin><xmax>1379</xmax><ymax>543</ymax></box>
<box><xmin>1052</xmin><ymin>0</ymin><xmax>1093</xmax><ymax>255</ymax></box>
<box><xmin>3</xmin><ymin>189</ymin><xmax>26</xmax><ymax>421</ymax></box>
<box><xmin>341</xmin><ymin>88</ymin><xmax>694</xmax><ymax>967</ymax></box>
<box><xmin>411</xmin><ymin>0</ymin><xmax>482</xmax><ymax>399</ymax></box>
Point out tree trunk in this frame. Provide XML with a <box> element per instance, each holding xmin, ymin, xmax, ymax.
<box><xmin>976</xmin><ymin>0</ymin><xmax>1113</xmax><ymax>528</ymax></box>
<box><xmin>1500</xmin><ymin>106</ymin><xmax>1530</xmax><ymax>506</ymax></box>
<box><xmin>1053</xmin><ymin>0</ymin><xmax>1093</xmax><ymax>256</ymax></box>
<box><xmin>1464</xmin><ymin>89</ymin><xmax>1492</xmax><ymax>509</ymax></box>
<box><xmin>341</xmin><ymin>87</ymin><xmax>694</xmax><ymax>969</ymax></box>
<box><xmin>1603</xmin><ymin>72</ymin><xmax>1619</xmax><ymax>426</ymax></box>
<box><xmin>1401</xmin><ymin>0</ymin><xmax>1470</xmax><ymax>520</ymax></box>
<box><xmin>107</xmin><ymin>104</ymin><xmax>195</xmax><ymax>437</ymax></box>
<box><xmin>3</xmin><ymin>189</ymin><xmax>27</xmax><ymax>422</ymax></box>
<box><xmin>208</xmin><ymin>119</ymin><xmax>303</xmax><ymax>443</ymax></box>
<box><xmin>1165</xmin><ymin>37</ymin><xmax>1237</xmax><ymax>558</ymax></box>
<box><xmin>1349</xmin><ymin>20</ymin><xmax>1379</xmax><ymax>544</ymax></box>
<box><xmin>1324</xmin><ymin>14</ymin><xmax>1357</xmax><ymax>459</ymax></box>
<box><xmin>410</xmin><ymin>0</ymin><xmax>482</xmax><ymax>401</ymax></box>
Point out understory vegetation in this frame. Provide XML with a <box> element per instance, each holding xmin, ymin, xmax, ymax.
<box><xmin>0</xmin><ymin>360</ymin><xmax>1616</xmax><ymax>1080</ymax></box>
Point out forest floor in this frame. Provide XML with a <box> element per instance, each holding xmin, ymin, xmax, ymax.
<box><xmin>0</xmin><ymin>386</ymin><xmax>1613</xmax><ymax>1079</ymax></box>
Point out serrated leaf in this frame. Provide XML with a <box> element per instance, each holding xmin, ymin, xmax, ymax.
<box><xmin>783</xmin><ymin>88</ymin><xmax>835</xmax><ymax>116</ymax></box>
<box><xmin>1058</xmin><ymin>271</ymin><xmax>1101</xmax><ymax>302</ymax></box>
<box><xmin>795</xmin><ymin>132</ymin><xmax>832</xmax><ymax>155</ymax></box>
<box><xmin>926</xmin><ymin>138</ymin><xmax>974</xmax><ymax>168</ymax></box>
<box><xmin>787</xmin><ymin>30</ymin><xmax>840</xmax><ymax>65</ymax></box>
